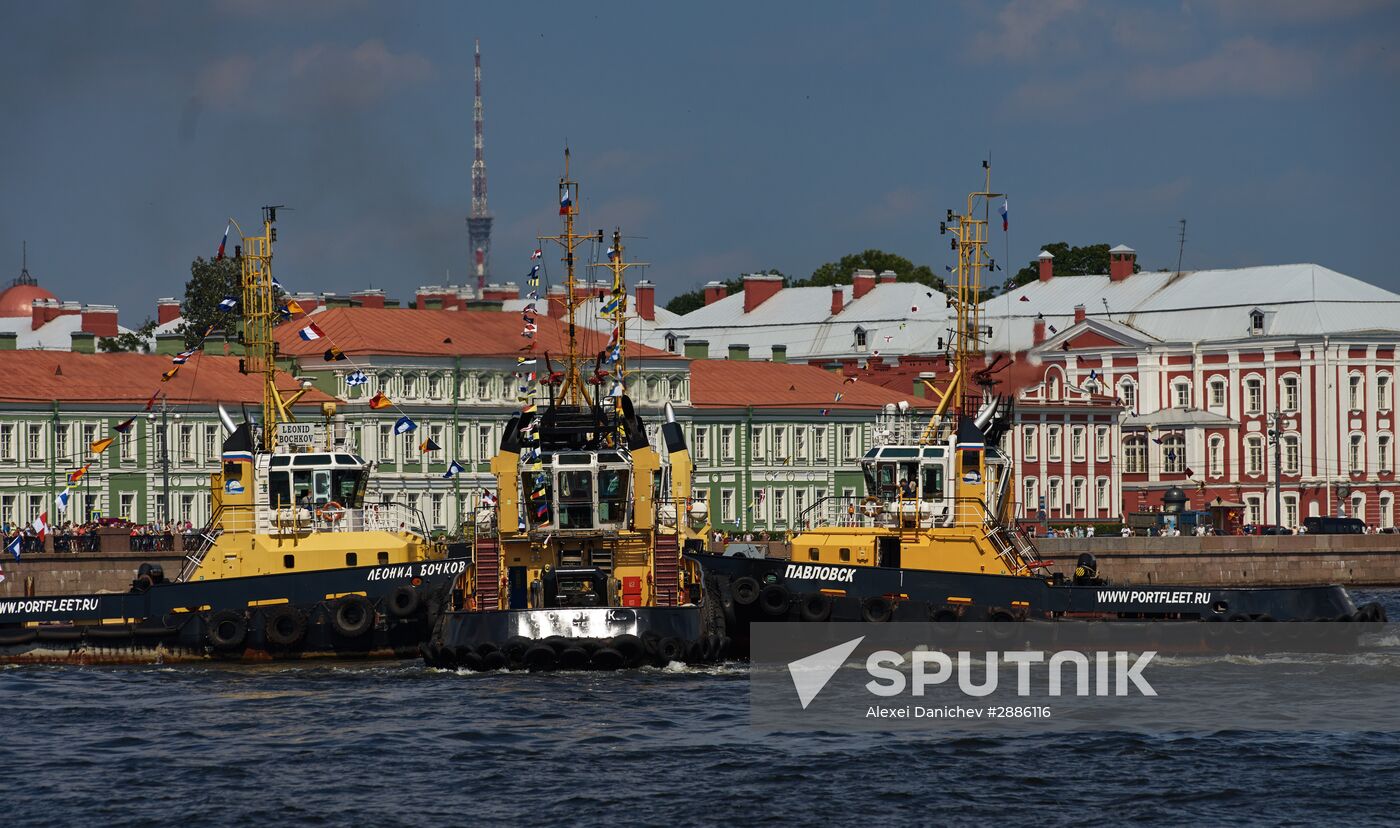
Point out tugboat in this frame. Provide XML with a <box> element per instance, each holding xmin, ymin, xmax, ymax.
<box><xmin>0</xmin><ymin>208</ymin><xmax>466</xmax><ymax>664</ymax></box>
<box><xmin>690</xmin><ymin>166</ymin><xmax>1386</xmax><ymax>655</ymax></box>
<box><xmin>422</xmin><ymin>154</ymin><xmax>724</xmax><ymax>671</ymax></box>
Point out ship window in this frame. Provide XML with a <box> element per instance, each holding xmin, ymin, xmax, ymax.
<box><xmin>269</xmin><ymin>471</ymin><xmax>291</xmax><ymax>508</ymax></box>
<box><xmin>332</xmin><ymin>469</ymin><xmax>365</xmax><ymax>507</ymax></box>
<box><xmin>335</xmin><ymin>454</ymin><xmax>358</xmax><ymax>465</ymax></box>
<box><xmin>283</xmin><ymin>554</ymin><xmax>295</xmax><ymax>569</ymax></box>
<box><xmin>921</xmin><ymin>465</ymin><xmax>945</xmax><ymax>500</ymax></box>
<box><xmin>292</xmin><ymin>471</ymin><xmax>313</xmax><ymax>507</ymax></box>
<box><xmin>345</xmin><ymin>552</ymin><xmax>357</xmax><ymax>567</ymax></box>
<box><xmin>598</xmin><ymin>469</ymin><xmax>629</xmax><ymax>524</ymax></box>
<box><xmin>922</xmin><ymin>447</ymin><xmax>945</xmax><ymax>458</ymax></box>
<box><xmin>558</xmin><ymin>453</ymin><xmax>592</xmax><ymax>465</ymax></box>
<box><xmin>839</xmin><ymin>547</ymin><xmax>851</xmax><ymax>562</ymax></box>
<box><xmin>313</xmin><ymin>470</ymin><xmax>332</xmax><ymax>503</ymax></box>
<box><xmin>808</xmin><ymin>548</ymin><xmax>819</xmax><ymax>561</ymax></box>
<box><xmin>884</xmin><ymin>448</ymin><xmax>919</xmax><ymax>458</ymax></box>
<box><xmin>293</xmin><ymin>454</ymin><xmax>329</xmax><ymax>466</ymax></box>
<box><xmin>557</xmin><ymin>470</ymin><xmax>594</xmax><ymax>529</ymax></box>
<box><xmin>378</xmin><ymin>551</ymin><xmax>389</xmax><ymax>565</ymax></box>
<box><xmin>270</xmin><ymin>455</ymin><xmax>291</xmax><ymax>467</ymax></box>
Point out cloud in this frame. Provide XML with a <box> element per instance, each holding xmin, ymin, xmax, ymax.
<box><xmin>288</xmin><ymin>39</ymin><xmax>434</xmax><ymax>109</ymax></box>
<box><xmin>858</xmin><ymin>188</ymin><xmax>926</xmax><ymax>225</ymax></box>
<box><xmin>1202</xmin><ymin>0</ymin><xmax>1395</xmax><ymax>25</ymax></box>
<box><xmin>1124</xmin><ymin>37</ymin><xmax>1320</xmax><ymax>99</ymax></box>
<box><xmin>213</xmin><ymin>0</ymin><xmax>369</xmax><ymax>18</ymax></box>
<box><xmin>968</xmin><ymin>0</ymin><xmax>1088</xmax><ymax>62</ymax></box>
<box><xmin>197</xmin><ymin>54</ymin><xmax>257</xmax><ymax>101</ymax></box>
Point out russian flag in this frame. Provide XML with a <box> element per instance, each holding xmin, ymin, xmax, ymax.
<box><xmin>531</xmin><ymin>248</ymin><xmax>542</xmax><ymax>260</ymax></box>
<box><xmin>298</xmin><ymin>323</ymin><xmax>325</xmax><ymax>341</ymax></box>
<box><xmin>999</xmin><ymin>199</ymin><xmax>1008</xmax><ymax>232</ymax></box>
<box><xmin>559</xmin><ymin>188</ymin><xmax>572</xmax><ymax>215</ymax></box>
<box><xmin>217</xmin><ymin>222</ymin><xmax>230</xmax><ymax>261</ymax></box>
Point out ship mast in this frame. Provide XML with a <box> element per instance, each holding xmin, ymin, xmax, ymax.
<box><xmin>921</xmin><ymin>162</ymin><xmax>1002</xmax><ymax>443</ymax></box>
<box><xmin>590</xmin><ymin>229</ymin><xmax>648</xmax><ymax>418</ymax></box>
<box><xmin>237</xmin><ymin>206</ymin><xmax>310</xmax><ymax>451</ymax></box>
<box><xmin>538</xmin><ymin>149</ymin><xmax>596</xmax><ymax>407</ymax></box>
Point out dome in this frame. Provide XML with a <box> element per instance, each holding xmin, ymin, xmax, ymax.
<box><xmin>1163</xmin><ymin>486</ymin><xmax>1188</xmax><ymax>512</ymax></box>
<box><xmin>0</xmin><ymin>282</ymin><xmax>58</xmax><ymax>317</ymax></box>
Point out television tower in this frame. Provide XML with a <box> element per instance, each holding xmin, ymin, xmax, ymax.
<box><xmin>467</xmin><ymin>39</ymin><xmax>493</xmax><ymax>291</ymax></box>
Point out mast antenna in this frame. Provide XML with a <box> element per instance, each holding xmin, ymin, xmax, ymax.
<box><xmin>467</xmin><ymin>39</ymin><xmax>494</xmax><ymax>294</ymax></box>
<box><xmin>1174</xmin><ymin>218</ymin><xmax>1187</xmax><ymax>277</ymax></box>
<box><xmin>538</xmin><ymin>148</ymin><xmax>596</xmax><ymax>408</ymax></box>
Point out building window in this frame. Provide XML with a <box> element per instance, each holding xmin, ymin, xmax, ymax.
<box><xmin>1023</xmin><ymin>477</ymin><xmax>1039</xmax><ymax>515</ymax></box>
<box><xmin>1095</xmin><ymin>426</ymin><xmax>1110</xmax><ymax>462</ymax></box>
<box><xmin>457</xmin><ymin>425</ymin><xmax>471</xmax><ymax>462</ymax></box>
<box><xmin>0</xmin><ymin>495</ymin><xmax>14</xmax><ymax>525</ymax></box>
<box><xmin>1046</xmin><ymin>426</ymin><xmax>1061</xmax><ymax>461</ymax></box>
<box><xmin>121</xmin><ymin>424</ymin><xmax>136</xmax><ymax>463</ymax></box>
<box><xmin>1162</xmin><ymin>435</ymin><xmax>1185</xmax><ymax>474</ymax></box>
<box><xmin>428</xmin><ymin>374</ymin><xmax>444</xmax><ymax>399</ymax></box>
<box><xmin>841</xmin><ymin>426</ymin><xmax>858</xmax><ymax>461</ymax></box>
<box><xmin>204</xmin><ymin>426</ymin><xmax>217</xmax><ymax>465</ymax></box>
<box><xmin>1379</xmin><ymin>434</ymin><xmax>1392</xmax><ymax>473</ymax></box>
<box><xmin>1381</xmin><ymin>493</ymin><xmax>1394</xmax><ymax>529</ymax></box>
<box><xmin>378</xmin><ymin>424</ymin><xmax>393</xmax><ymax>461</ymax></box>
<box><xmin>1350</xmin><ymin>434</ymin><xmax>1364</xmax><ymax>472</ymax></box>
<box><xmin>179</xmin><ymin>424</ymin><xmax>195</xmax><ymax>464</ymax></box>
<box><xmin>794</xmin><ymin>488</ymin><xmax>807</xmax><ymax>520</ymax></box>
<box><xmin>1047</xmin><ymin>478</ymin><xmax>1062</xmax><ymax>513</ymax></box>
<box><xmin>721</xmin><ymin>489</ymin><xmax>735</xmax><ymax>522</ymax></box>
<box><xmin>1172</xmin><ymin>379</ymin><xmax>1191</xmax><ymax>409</ymax></box>
<box><xmin>1022</xmin><ymin>425</ymin><xmax>1037</xmax><ymax>460</ymax></box>
<box><xmin>854</xmin><ymin>327</ymin><xmax>867</xmax><ymax>350</ymax></box>
<box><xmin>814</xmin><ymin>426</ymin><xmax>827</xmax><ymax>461</ymax></box>
<box><xmin>1250</xmin><ymin>310</ymin><xmax>1265</xmax><ymax>334</ymax></box>
<box><xmin>1245</xmin><ymin>377</ymin><xmax>1263</xmax><ymax>415</ymax></box>
<box><xmin>0</xmin><ymin>424</ymin><xmax>12</xmax><ymax>462</ymax></box>
<box><xmin>1119</xmin><ymin>379</ymin><xmax>1137</xmax><ymax>411</ymax></box>
<box><xmin>1096</xmin><ymin>478</ymin><xmax>1110</xmax><ymax>512</ymax></box>
<box><xmin>1350</xmin><ymin>494</ymin><xmax>1364</xmax><ymax>520</ymax></box>
<box><xmin>720</xmin><ymin>427</ymin><xmax>735</xmax><ymax>462</ymax></box>
<box><xmin>1209</xmin><ymin>379</ymin><xmax>1226</xmax><ymax>410</ymax></box>
<box><xmin>1283</xmin><ymin>435</ymin><xmax>1300</xmax><ymax>474</ymax></box>
<box><xmin>665</xmin><ymin>333</ymin><xmax>677</xmax><ymax>353</ymax></box>
<box><xmin>82</xmin><ymin>423</ymin><xmax>98</xmax><ymax>464</ymax></box>
<box><xmin>378</xmin><ymin>373</ymin><xmax>393</xmax><ymax>395</ymax></box>
<box><xmin>120</xmin><ymin>492</ymin><xmax>136</xmax><ymax>522</ymax></box>
<box><xmin>1246</xmin><ymin>436</ymin><xmax>1264</xmax><ymax>475</ymax></box>
<box><xmin>1283</xmin><ymin>495</ymin><xmax>1298</xmax><ymax>530</ymax></box>
<box><xmin>27</xmin><ymin>424</ymin><xmax>43</xmax><ymax>463</ymax></box>
<box><xmin>750</xmin><ymin>426</ymin><xmax>766</xmax><ymax>462</ymax></box>
<box><xmin>1379</xmin><ymin>374</ymin><xmax>1392</xmax><ymax>412</ymax></box>
<box><xmin>428</xmin><ymin>425</ymin><xmax>445</xmax><ymax>461</ymax></box>
<box><xmin>1246</xmin><ymin>495</ymin><xmax>1262</xmax><ymax>525</ymax></box>
<box><xmin>478</xmin><ymin>425</ymin><xmax>493</xmax><ymax>461</ymax></box>
<box><xmin>476</xmin><ymin>375</ymin><xmax>493</xmax><ymax>401</ymax></box>
<box><xmin>773</xmin><ymin>426</ymin><xmax>787</xmax><ymax>461</ymax></box>
<box><xmin>1071</xmin><ymin>477</ymin><xmax>1085</xmax><ymax>510</ymax></box>
<box><xmin>55</xmin><ymin>424</ymin><xmax>70</xmax><ymax>463</ymax></box>
<box><xmin>794</xmin><ymin>428</ymin><xmax>807</xmax><ymax>462</ymax></box>
<box><xmin>401</xmin><ymin>430</ymin><xmax>416</xmax><ymax>462</ymax></box>
<box><xmin>694</xmin><ymin>426</ymin><xmax>709</xmax><ymax>462</ymax></box>
<box><xmin>1281</xmin><ymin>376</ymin><xmax>1299</xmax><ymax>412</ymax></box>
<box><xmin>1209</xmin><ymin>436</ymin><xmax>1224</xmax><ymax>477</ymax></box>
<box><xmin>1348</xmin><ymin>373</ymin><xmax>1363</xmax><ymax>411</ymax></box>
<box><xmin>431</xmin><ymin>493</ymin><xmax>445</xmax><ymax>527</ymax></box>
<box><xmin>773</xmin><ymin>489</ymin><xmax>787</xmax><ymax>523</ymax></box>
<box><xmin>1123</xmin><ymin>437</ymin><xmax>1147</xmax><ymax>474</ymax></box>
<box><xmin>1071</xmin><ymin>426</ymin><xmax>1085</xmax><ymax>461</ymax></box>
<box><xmin>403</xmin><ymin>373</ymin><xmax>419</xmax><ymax>399</ymax></box>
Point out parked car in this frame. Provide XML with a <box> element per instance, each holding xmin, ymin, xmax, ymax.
<box><xmin>1244</xmin><ymin>524</ymin><xmax>1293</xmax><ymax>536</ymax></box>
<box><xmin>1302</xmin><ymin>516</ymin><xmax>1366</xmax><ymax>535</ymax></box>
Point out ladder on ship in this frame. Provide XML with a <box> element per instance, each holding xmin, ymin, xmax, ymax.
<box><xmin>474</xmin><ymin>535</ymin><xmax>501</xmax><ymax>610</ymax></box>
<box><xmin>177</xmin><ymin>507</ymin><xmax>225</xmax><ymax>583</ymax></box>
<box><xmin>652</xmin><ymin>533</ymin><xmax>680</xmax><ymax>607</ymax></box>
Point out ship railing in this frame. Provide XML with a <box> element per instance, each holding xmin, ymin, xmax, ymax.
<box><xmin>176</xmin><ymin>504</ymin><xmax>226</xmax><ymax>582</ymax></box>
<box><xmin>239</xmin><ymin>502</ymin><xmax>431</xmax><ymax>539</ymax></box>
<box><xmin>871</xmin><ymin>412</ymin><xmax>928</xmax><ymax>447</ymax></box>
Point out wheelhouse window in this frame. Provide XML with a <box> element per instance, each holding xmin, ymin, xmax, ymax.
<box><xmin>557</xmin><ymin>469</ymin><xmax>594</xmax><ymax>529</ymax></box>
<box><xmin>598</xmin><ymin>468</ymin><xmax>629</xmax><ymax>525</ymax></box>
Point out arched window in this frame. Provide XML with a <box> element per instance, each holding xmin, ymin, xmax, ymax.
<box><xmin>1378</xmin><ymin>373</ymin><xmax>1392</xmax><ymax>412</ymax></box>
<box><xmin>427</xmin><ymin>373</ymin><xmax>444</xmax><ymax>399</ymax></box>
<box><xmin>1123</xmin><ymin>436</ymin><xmax>1147</xmax><ymax>473</ymax></box>
<box><xmin>1045</xmin><ymin>367</ymin><xmax>1063</xmax><ymax>401</ymax></box>
<box><xmin>1208</xmin><ymin>436</ymin><xmax>1225</xmax><ymax>476</ymax></box>
<box><xmin>854</xmin><ymin>327</ymin><xmax>867</xmax><ymax>350</ymax></box>
<box><xmin>1023</xmin><ymin>477</ymin><xmax>1039</xmax><ymax>516</ymax></box>
<box><xmin>1208</xmin><ymin>378</ymin><xmax>1227</xmax><ymax>411</ymax></box>
<box><xmin>1349</xmin><ymin>373</ymin><xmax>1364</xmax><ymax>411</ymax></box>
<box><xmin>665</xmin><ymin>333</ymin><xmax>678</xmax><ymax>353</ymax></box>
<box><xmin>1379</xmin><ymin>433</ymin><xmax>1392</xmax><ymax>474</ymax></box>
<box><xmin>1246</xmin><ymin>435</ymin><xmax>1264</xmax><ymax>475</ymax></box>
<box><xmin>1162</xmin><ymin>434</ymin><xmax>1185</xmax><ymax>474</ymax></box>
<box><xmin>377</xmin><ymin>373</ymin><xmax>393</xmax><ymax>394</ymax></box>
<box><xmin>1349</xmin><ymin>433</ymin><xmax>1365</xmax><ymax>472</ymax></box>
<box><xmin>1244</xmin><ymin>376</ymin><xmax>1263</xmax><ymax>415</ymax></box>
<box><xmin>1119</xmin><ymin>378</ymin><xmax>1137</xmax><ymax>411</ymax></box>
<box><xmin>1280</xmin><ymin>375</ymin><xmax>1300</xmax><ymax>412</ymax></box>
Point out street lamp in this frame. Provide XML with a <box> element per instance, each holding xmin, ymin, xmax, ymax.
<box><xmin>1267</xmin><ymin>409</ymin><xmax>1282</xmax><ymax>529</ymax></box>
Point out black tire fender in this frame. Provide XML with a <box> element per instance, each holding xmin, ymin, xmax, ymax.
<box><xmin>861</xmin><ymin>596</ymin><xmax>894</xmax><ymax>623</ymax></box>
<box><xmin>758</xmin><ymin>583</ymin><xmax>791</xmax><ymax>617</ymax></box>
<box><xmin>385</xmin><ymin>585</ymin><xmax>422</xmax><ymax>619</ymax></box>
<box><xmin>330</xmin><ymin>595</ymin><xmax>375</xmax><ymax>638</ymax></box>
<box><xmin>732</xmin><ymin>576</ymin><xmax>760</xmax><ymax>606</ymax></box>
<box><xmin>206</xmin><ymin>610</ymin><xmax>248</xmax><ymax>650</ymax></box>
<box><xmin>264</xmin><ymin>605</ymin><xmax>307</xmax><ymax>647</ymax></box>
<box><xmin>799</xmin><ymin>592</ymin><xmax>833</xmax><ymax>622</ymax></box>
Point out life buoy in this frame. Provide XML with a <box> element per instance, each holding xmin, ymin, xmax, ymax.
<box><xmin>317</xmin><ymin>501</ymin><xmax>346</xmax><ymax>522</ymax></box>
<box><xmin>206</xmin><ymin>610</ymin><xmax>248</xmax><ymax>650</ymax></box>
<box><xmin>330</xmin><ymin>595</ymin><xmax>375</xmax><ymax>638</ymax></box>
<box><xmin>758</xmin><ymin>583</ymin><xmax>791</xmax><ymax>616</ymax></box>
<box><xmin>386</xmin><ymin>585</ymin><xmax>422</xmax><ymax>619</ymax></box>
<box><xmin>264</xmin><ymin>605</ymin><xmax>307</xmax><ymax>647</ymax></box>
<box><xmin>861</xmin><ymin>596</ymin><xmax>893</xmax><ymax>623</ymax></box>
<box><xmin>732</xmin><ymin>576</ymin><xmax>760</xmax><ymax>606</ymax></box>
<box><xmin>799</xmin><ymin>592</ymin><xmax>833</xmax><ymax>622</ymax></box>
<box><xmin>861</xmin><ymin>496</ymin><xmax>882</xmax><ymax>517</ymax></box>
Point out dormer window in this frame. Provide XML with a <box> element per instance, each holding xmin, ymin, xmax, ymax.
<box><xmin>854</xmin><ymin>327</ymin><xmax>868</xmax><ymax>350</ymax></box>
<box><xmin>1249</xmin><ymin>309</ymin><xmax>1265</xmax><ymax>335</ymax></box>
<box><xmin>665</xmin><ymin>333</ymin><xmax>677</xmax><ymax>353</ymax></box>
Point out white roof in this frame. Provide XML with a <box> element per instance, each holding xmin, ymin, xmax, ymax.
<box><xmin>987</xmin><ymin>264</ymin><xmax>1400</xmax><ymax>352</ymax></box>
<box><xmin>502</xmin><ymin>289</ymin><xmax>683</xmax><ymax>352</ymax></box>
<box><xmin>671</xmin><ymin>281</ymin><xmax>950</xmax><ymax>361</ymax></box>
<box><xmin>0</xmin><ymin>314</ymin><xmax>135</xmax><ymax>351</ymax></box>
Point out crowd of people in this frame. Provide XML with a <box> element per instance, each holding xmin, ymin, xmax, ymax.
<box><xmin>1</xmin><ymin>520</ymin><xmax>199</xmax><ymax>554</ymax></box>
<box><xmin>128</xmin><ymin>521</ymin><xmax>197</xmax><ymax>552</ymax></box>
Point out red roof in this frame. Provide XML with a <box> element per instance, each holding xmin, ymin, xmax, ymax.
<box><xmin>0</xmin><ymin>351</ymin><xmax>334</xmax><ymax>407</ymax></box>
<box><xmin>275</xmin><ymin>307</ymin><xmax>677</xmax><ymax>360</ymax></box>
<box><xmin>689</xmin><ymin>360</ymin><xmax>920</xmax><ymax>409</ymax></box>
<box><xmin>0</xmin><ymin>283</ymin><xmax>58</xmax><ymax>317</ymax></box>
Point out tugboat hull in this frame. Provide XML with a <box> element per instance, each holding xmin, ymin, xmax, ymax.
<box><xmin>691</xmin><ymin>553</ymin><xmax>1383</xmax><ymax>657</ymax></box>
<box><xmin>0</xmin><ymin>556</ymin><xmax>469</xmax><ymax>665</ymax></box>
<box><xmin>424</xmin><ymin>605</ymin><xmax>727</xmax><ymax>671</ymax></box>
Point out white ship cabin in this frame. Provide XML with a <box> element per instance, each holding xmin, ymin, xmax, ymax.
<box><xmin>523</xmin><ymin>450</ymin><xmax>632</xmax><ymax>535</ymax></box>
<box><xmin>254</xmin><ymin>451</ymin><xmax>427</xmax><ymax>536</ymax></box>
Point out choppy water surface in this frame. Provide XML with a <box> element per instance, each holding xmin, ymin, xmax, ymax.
<box><xmin>5</xmin><ymin>592</ymin><xmax>1400</xmax><ymax>826</ymax></box>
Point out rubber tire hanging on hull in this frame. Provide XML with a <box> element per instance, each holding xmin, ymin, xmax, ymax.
<box><xmin>799</xmin><ymin>592</ymin><xmax>833</xmax><ymax>622</ymax></box>
<box><xmin>759</xmin><ymin>584</ymin><xmax>791</xmax><ymax>617</ymax></box>
<box><xmin>331</xmin><ymin>595</ymin><xmax>376</xmax><ymax>638</ymax></box>
<box><xmin>732</xmin><ymin>577</ymin><xmax>761</xmax><ymax>607</ymax></box>
<box><xmin>207</xmin><ymin>610</ymin><xmax>248</xmax><ymax>651</ymax></box>
<box><xmin>264</xmin><ymin>606</ymin><xmax>307</xmax><ymax>648</ymax></box>
<box><xmin>862</xmin><ymin>596</ymin><xmax>894</xmax><ymax>623</ymax></box>
<box><xmin>386</xmin><ymin>585</ymin><xmax>422</xmax><ymax>619</ymax></box>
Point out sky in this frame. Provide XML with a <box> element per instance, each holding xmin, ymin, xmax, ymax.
<box><xmin>1</xmin><ymin>0</ymin><xmax>1398</xmax><ymax>324</ymax></box>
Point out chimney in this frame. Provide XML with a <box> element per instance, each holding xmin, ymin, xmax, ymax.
<box><xmin>547</xmin><ymin>285</ymin><xmax>567</xmax><ymax>318</ymax></box>
<box><xmin>703</xmin><ymin>281</ymin><xmax>727</xmax><ymax>306</ymax></box>
<box><xmin>1074</xmin><ymin>304</ymin><xmax>1086</xmax><ymax>324</ymax></box>
<box><xmin>1033</xmin><ymin>318</ymin><xmax>1046</xmax><ymax>345</ymax></box>
<box><xmin>155</xmin><ymin>333</ymin><xmax>185</xmax><ymax>356</ymax></box>
<box><xmin>292</xmin><ymin>293</ymin><xmax>320</xmax><ymax>314</ymax></box>
<box><xmin>1109</xmin><ymin>244</ymin><xmax>1136</xmax><ymax>282</ymax></box>
<box><xmin>33</xmin><ymin>298</ymin><xmax>76</xmax><ymax>330</ymax></box>
<box><xmin>481</xmin><ymin>282</ymin><xmax>519</xmax><ymax>302</ymax></box>
<box><xmin>80</xmin><ymin>304</ymin><xmax>119</xmax><ymax>337</ymax></box>
<box><xmin>351</xmin><ymin>289</ymin><xmax>385</xmax><ymax>309</ymax></box>
<box><xmin>852</xmin><ymin>269</ymin><xmax>876</xmax><ymax>299</ymax></box>
<box><xmin>1037</xmin><ymin>250</ymin><xmax>1054</xmax><ymax>282</ymax></box>
<box><xmin>683</xmin><ymin>339</ymin><xmax>709</xmax><ymax>359</ymax></box>
<box><xmin>830</xmin><ymin>285</ymin><xmax>844</xmax><ymax>316</ymax></box>
<box><xmin>635</xmin><ymin>280</ymin><xmax>655</xmax><ymax>322</ymax></box>
<box><xmin>770</xmin><ymin>344</ymin><xmax>787</xmax><ymax>363</ymax></box>
<box><xmin>742</xmin><ymin>273</ymin><xmax>784</xmax><ymax>313</ymax></box>
<box><xmin>877</xmin><ymin>269</ymin><xmax>897</xmax><ymax>284</ymax></box>
<box><xmin>728</xmin><ymin>343</ymin><xmax>750</xmax><ymax>361</ymax></box>
<box><xmin>156</xmin><ymin>297</ymin><xmax>181</xmax><ymax>325</ymax></box>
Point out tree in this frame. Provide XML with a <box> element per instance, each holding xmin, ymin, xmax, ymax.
<box><xmin>801</xmin><ymin>249</ymin><xmax>944</xmax><ymax>291</ymax></box>
<box><xmin>179</xmin><ymin>256</ymin><xmax>241</xmax><ymax>348</ymax></box>
<box><xmin>1007</xmin><ymin>242</ymin><xmax>1139</xmax><ymax>289</ymax></box>
<box><xmin>97</xmin><ymin>318</ymin><xmax>158</xmax><ymax>353</ymax></box>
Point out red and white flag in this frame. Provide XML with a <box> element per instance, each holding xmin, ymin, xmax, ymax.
<box><xmin>32</xmin><ymin>511</ymin><xmax>47</xmax><ymax>542</ymax></box>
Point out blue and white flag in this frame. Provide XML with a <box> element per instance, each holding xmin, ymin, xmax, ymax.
<box><xmin>5</xmin><ymin>534</ymin><xmax>19</xmax><ymax>561</ymax></box>
<box><xmin>346</xmin><ymin>370</ymin><xmax>369</xmax><ymax>387</ymax></box>
<box><xmin>218</xmin><ymin>296</ymin><xmax>238</xmax><ymax>312</ymax></box>
<box><xmin>393</xmin><ymin>416</ymin><xmax>417</xmax><ymax>435</ymax></box>
<box><xmin>442</xmin><ymin>460</ymin><xmax>465</xmax><ymax>479</ymax></box>
<box><xmin>56</xmin><ymin>488</ymin><xmax>70</xmax><ymax>515</ymax></box>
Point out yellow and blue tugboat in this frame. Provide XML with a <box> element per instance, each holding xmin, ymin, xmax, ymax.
<box><xmin>0</xmin><ymin>208</ymin><xmax>464</xmax><ymax>664</ymax></box>
<box><xmin>690</xmin><ymin>166</ymin><xmax>1386</xmax><ymax>654</ymax></box>
<box><xmin>422</xmin><ymin>156</ymin><xmax>724</xmax><ymax>671</ymax></box>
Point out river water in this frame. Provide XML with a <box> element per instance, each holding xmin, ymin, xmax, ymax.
<box><xmin>5</xmin><ymin>591</ymin><xmax>1400</xmax><ymax>826</ymax></box>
